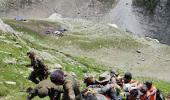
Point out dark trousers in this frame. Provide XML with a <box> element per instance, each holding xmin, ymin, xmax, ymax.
<box><xmin>28</xmin><ymin>70</ymin><xmax>48</xmax><ymax>84</ymax></box>
<box><xmin>110</xmin><ymin>89</ymin><xmax>122</xmax><ymax>100</ymax></box>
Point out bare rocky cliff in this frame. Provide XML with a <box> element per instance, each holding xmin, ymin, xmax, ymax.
<box><xmin>0</xmin><ymin>0</ymin><xmax>115</xmax><ymax>19</ymax></box>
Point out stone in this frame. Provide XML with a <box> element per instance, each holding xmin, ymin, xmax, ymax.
<box><xmin>40</xmin><ymin>51</ymin><xmax>56</xmax><ymax>62</ymax></box>
<box><xmin>0</xmin><ymin>36</ymin><xmax>6</xmax><ymax>39</ymax></box>
<box><xmin>54</xmin><ymin>63</ymin><xmax>62</xmax><ymax>69</ymax></box>
<box><xmin>136</xmin><ymin>50</ymin><xmax>141</xmax><ymax>53</ymax></box>
<box><xmin>3</xmin><ymin>57</ymin><xmax>17</xmax><ymax>64</ymax></box>
<box><xmin>108</xmin><ymin>23</ymin><xmax>119</xmax><ymax>29</ymax></box>
<box><xmin>4</xmin><ymin>81</ymin><xmax>16</xmax><ymax>85</ymax></box>
<box><xmin>0</xmin><ymin>51</ymin><xmax>12</xmax><ymax>55</ymax></box>
<box><xmin>70</xmin><ymin>72</ymin><xmax>76</xmax><ymax>77</ymax></box>
<box><xmin>141</xmin><ymin>58</ymin><xmax>145</xmax><ymax>61</ymax></box>
<box><xmin>14</xmin><ymin>44</ymin><xmax>22</xmax><ymax>48</ymax></box>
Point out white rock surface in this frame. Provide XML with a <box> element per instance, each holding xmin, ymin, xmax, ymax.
<box><xmin>108</xmin><ymin>23</ymin><xmax>119</xmax><ymax>29</ymax></box>
<box><xmin>0</xmin><ymin>19</ymin><xmax>16</xmax><ymax>33</ymax></box>
<box><xmin>3</xmin><ymin>57</ymin><xmax>17</xmax><ymax>64</ymax></box>
<box><xmin>4</xmin><ymin>81</ymin><xmax>16</xmax><ymax>85</ymax></box>
<box><xmin>48</xmin><ymin>13</ymin><xmax>62</xmax><ymax>20</ymax></box>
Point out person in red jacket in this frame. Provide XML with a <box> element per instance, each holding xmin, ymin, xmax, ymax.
<box><xmin>168</xmin><ymin>92</ymin><xmax>170</xmax><ymax>100</ymax></box>
<box><xmin>145</xmin><ymin>81</ymin><xmax>157</xmax><ymax>100</ymax></box>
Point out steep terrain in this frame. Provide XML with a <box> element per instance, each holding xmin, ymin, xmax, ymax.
<box><xmin>0</xmin><ymin>18</ymin><xmax>170</xmax><ymax>99</ymax></box>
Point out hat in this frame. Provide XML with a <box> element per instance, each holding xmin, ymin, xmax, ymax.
<box><xmin>98</xmin><ymin>71</ymin><xmax>111</xmax><ymax>83</ymax></box>
<box><xmin>124</xmin><ymin>72</ymin><xmax>132</xmax><ymax>80</ymax></box>
<box><xmin>110</xmin><ymin>69</ymin><xmax>118</xmax><ymax>77</ymax></box>
<box><xmin>38</xmin><ymin>87</ymin><xmax>48</xmax><ymax>98</ymax></box>
<box><xmin>50</xmin><ymin>70</ymin><xmax>64</xmax><ymax>84</ymax></box>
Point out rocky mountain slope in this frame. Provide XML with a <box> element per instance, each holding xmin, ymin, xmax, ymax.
<box><xmin>0</xmin><ymin>0</ymin><xmax>115</xmax><ymax>20</ymax></box>
<box><xmin>0</xmin><ymin>18</ymin><xmax>170</xmax><ymax>99</ymax></box>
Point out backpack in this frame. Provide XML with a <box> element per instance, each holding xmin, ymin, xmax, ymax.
<box><xmin>156</xmin><ymin>89</ymin><xmax>165</xmax><ymax>100</ymax></box>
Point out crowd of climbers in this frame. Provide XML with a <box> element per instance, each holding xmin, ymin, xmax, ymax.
<box><xmin>26</xmin><ymin>50</ymin><xmax>167</xmax><ymax>100</ymax></box>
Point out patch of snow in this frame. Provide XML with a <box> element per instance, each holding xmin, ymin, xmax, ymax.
<box><xmin>48</xmin><ymin>13</ymin><xmax>62</xmax><ymax>20</ymax></box>
<box><xmin>108</xmin><ymin>23</ymin><xmax>119</xmax><ymax>29</ymax></box>
<box><xmin>145</xmin><ymin>37</ymin><xmax>159</xmax><ymax>43</ymax></box>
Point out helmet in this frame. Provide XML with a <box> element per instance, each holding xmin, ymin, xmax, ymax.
<box><xmin>124</xmin><ymin>72</ymin><xmax>132</xmax><ymax>80</ymax></box>
<box><xmin>50</xmin><ymin>70</ymin><xmax>64</xmax><ymax>85</ymax></box>
<box><xmin>98</xmin><ymin>71</ymin><xmax>111</xmax><ymax>85</ymax></box>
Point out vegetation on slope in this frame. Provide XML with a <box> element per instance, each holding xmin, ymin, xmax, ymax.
<box><xmin>0</xmin><ymin>19</ymin><xmax>170</xmax><ymax>100</ymax></box>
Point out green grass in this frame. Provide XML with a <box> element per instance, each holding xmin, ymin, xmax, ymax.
<box><xmin>3</xmin><ymin>19</ymin><xmax>144</xmax><ymax>51</ymax></box>
<box><xmin>0</xmin><ymin>23</ymin><xmax>115</xmax><ymax>99</ymax></box>
<box><xmin>0</xmin><ymin>32</ymin><xmax>35</xmax><ymax>99</ymax></box>
<box><xmin>0</xmin><ymin>19</ymin><xmax>170</xmax><ymax>99</ymax></box>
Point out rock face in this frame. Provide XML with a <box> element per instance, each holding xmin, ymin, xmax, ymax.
<box><xmin>0</xmin><ymin>19</ymin><xmax>16</xmax><ymax>33</ymax></box>
<box><xmin>0</xmin><ymin>0</ymin><xmax>115</xmax><ymax>20</ymax></box>
<box><xmin>48</xmin><ymin>13</ymin><xmax>62</xmax><ymax>20</ymax></box>
<box><xmin>4</xmin><ymin>81</ymin><xmax>16</xmax><ymax>85</ymax></box>
<box><xmin>3</xmin><ymin>57</ymin><xmax>17</xmax><ymax>64</ymax></box>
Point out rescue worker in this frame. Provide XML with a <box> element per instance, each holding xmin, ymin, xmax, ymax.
<box><xmin>110</xmin><ymin>69</ymin><xmax>118</xmax><ymax>84</ymax></box>
<box><xmin>167</xmin><ymin>92</ymin><xmax>170</xmax><ymax>100</ymax></box>
<box><xmin>138</xmin><ymin>84</ymin><xmax>147</xmax><ymax>100</ymax></box>
<box><xmin>50</xmin><ymin>70</ymin><xmax>82</xmax><ymax>100</ymax></box>
<box><xmin>110</xmin><ymin>69</ymin><xmax>123</xmax><ymax>87</ymax></box>
<box><xmin>123</xmin><ymin>72</ymin><xmax>139</xmax><ymax>87</ymax></box>
<box><xmin>129</xmin><ymin>89</ymin><xmax>139</xmax><ymax>100</ymax></box>
<box><xmin>82</xmin><ymin>73</ymin><xmax>119</xmax><ymax>100</ymax></box>
<box><xmin>145</xmin><ymin>81</ymin><xmax>157</xmax><ymax>100</ymax></box>
<box><xmin>84</xmin><ymin>73</ymin><xmax>99</xmax><ymax>87</ymax></box>
<box><xmin>82</xmin><ymin>88</ymin><xmax>112</xmax><ymax>100</ymax></box>
<box><xmin>98</xmin><ymin>71</ymin><xmax>122</xmax><ymax>100</ymax></box>
<box><xmin>123</xmin><ymin>72</ymin><xmax>139</xmax><ymax>100</ymax></box>
<box><xmin>27</xmin><ymin>79</ymin><xmax>63</xmax><ymax>100</ymax></box>
<box><xmin>26</xmin><ymin>50</ymin><xmax>49</xmax><ymax>84</ymax></box>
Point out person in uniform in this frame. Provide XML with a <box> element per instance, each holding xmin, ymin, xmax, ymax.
<box><xmin>84</xmin><ymin>73</ymin><xmax>99</xmax><ymax>87</ymax></box>
<box><xmin>26</xmin><ymin>50</ymin><xmax>49</xmax><ymax>84</ymax></box>
<box><xmin>50</xmin><ymin>70</ymin><xmax>82</xmax><ymax>100</ymax></box>
<box><xmin>27</xmin><ymin>79</ymin><xmax>63</xmax><ymax>100</ymax></box>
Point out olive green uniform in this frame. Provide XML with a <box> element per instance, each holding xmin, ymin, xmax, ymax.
<box><xmin>28</xmin><ymin>57</ymin><xmax>48</xmax><ymax>84</ymax></box>
<box><xmin>27</xmin><ymin>80</ymin><xmax>63</xmax><ymax>100</ymax></box>
<box><xmin>62</xmin><ymin>75</ymin><xmax>82</xmax><ymax>100</ymax></box>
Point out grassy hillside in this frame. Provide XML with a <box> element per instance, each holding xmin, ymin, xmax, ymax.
<box><xmin>0</xmin><ymin>19</ymin><xmax>170</xmax><ymax>99</ymax></box>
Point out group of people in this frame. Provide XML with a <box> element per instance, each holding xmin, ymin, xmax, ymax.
<box><xmin>25</xmin><ymin>50</ymin><xmax>164</xmax><ymax>100</ymax></box>
<box><xmin>82</xmin><ymin>71</ymin><xmax>160</xmax><ymax>100</ymax></box>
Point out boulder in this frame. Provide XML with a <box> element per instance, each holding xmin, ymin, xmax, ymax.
<box><xmin>48</xmin><ymin>13</ymin><xmax>62</xmax><ymax>20</ymax></box>
<box><xmin>108</xmin><ymin>23</ymin><xmax>119</xmax><ymax>29</ymax></box>
<box><xmin>4</xmin><ymin>81</ymin><xmax>16</xmax><ymax>85</ymax></box>
<box><xmin>0</xmin><ymin>19</ymin><xmax>16</xmax><ymax>33</ymax></box>
<box><xmin>3</xmin><ymin>57</ymin><xmax>17</xmax><ymax>64</ymax></box>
